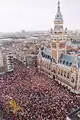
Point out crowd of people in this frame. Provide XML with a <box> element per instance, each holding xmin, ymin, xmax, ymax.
<box><xmin>0</xmin><ymin>58</ymin><xmax>80</xmax><ymax>120</ymax></box>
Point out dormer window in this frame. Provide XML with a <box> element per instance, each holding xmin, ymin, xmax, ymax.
<box><xmin>69</xmin><ymin>63</ymin><xmax>72</xmax><ymax>66</ymax></box>
<box><xmin>63</xmin><ymin>60</ymin><xmax>65</xmax><ymax>64</ymax></box>
<box><xmin>47</xmin><ymin>55</ymin><xmax>49</xmax><ymax>59</ymax></box>
<box><xmin>60</xmin><ymin>59</ymin><xmax>62</xmax><ymax>63</ymax></box>
<box><xmin>66</xmin><ymin>61</ymin><xmax>68</xmax><ymax>66</ymax></box>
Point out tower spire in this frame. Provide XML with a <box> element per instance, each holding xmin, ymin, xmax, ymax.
<box><xmin>54</xmin><ymin>1</ymin><xmax>63</xmax><ymax>23</ymax></box>
<box><xmin>58</xmin><ymin>1</ymin><xmax>60</xmax><ymax>12</ymax></box>
<box><xmin>53</xmin><ymin>0</ymin><xmax>65</xmax><ymax>41</ymax></box>
<box><xmin>54</xmin><ymin>0</ymin><xmax>63</xmax><ymax>23</ymax></box>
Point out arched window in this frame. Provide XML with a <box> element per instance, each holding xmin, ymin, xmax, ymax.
<box><xmin>61</xmin><ymin>70</ymin><xmax>63</xmax><ymax>76</ymax></box>
<box><xmin>64</xmin><ymin>71</ymin><xmax>66</xmax><ymax>77</ymax></box>
<box><xmin>71</xmin><ymin>77</ymin><xmax>74</xmax><ymax>83</ymax></box>
<box><xmin>67</xmin><ymin>73</ymin><xmax>69</xmax><ymax>79</ymax></box>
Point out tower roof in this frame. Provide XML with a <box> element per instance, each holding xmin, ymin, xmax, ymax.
<box><xmin>54</xmin><ymin>1</ymin><xmax>63</xmax><ymax>23</ymax></box>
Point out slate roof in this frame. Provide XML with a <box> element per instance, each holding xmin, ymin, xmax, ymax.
<box><xmin>59</xmin><ymin>54</ymin><xmax>80</xmax><ymax>68</ymax></box>
<box><xmin>41</xmin><ymin>48</ymin><xmax>56</xmax><ymax>63</ymax></box>
<box><xmin>59</xmin><ymin>54</ymin><xmax>75</xmax><ymax>66</ymax></box>
<box><xmin>42</xmin><ymin>48</ymin><xmax>51</xmax><ymax>56</ymax></box>
<box><xmin>41</xmin><ymin>48</ymin><xmax>80</xmax><ymax>68</ymax></box>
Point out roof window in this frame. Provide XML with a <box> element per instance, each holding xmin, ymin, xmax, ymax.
<box><xmin>66</xmin><ymin>61</ymin><xmax>68</xmax><ymax>66</ymax></box>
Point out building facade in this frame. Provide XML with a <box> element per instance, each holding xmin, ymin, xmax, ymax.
<box><xmin>0</xmin><ymin>51</ymin><xmax>13</xmax><ymax>74</ymax></box>
<box><xmin>37</xmin><ymin>1</ymin><xmax>80</xmax><ymax>94</ymax></box>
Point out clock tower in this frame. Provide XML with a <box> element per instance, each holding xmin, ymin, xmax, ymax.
<box><xmin>51</xmin><ymin>1</ymin><xmax>67</xmax><ymax>63</ymax></box>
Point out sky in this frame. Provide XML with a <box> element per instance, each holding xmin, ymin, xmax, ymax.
<box><xmin>0</xmin><ymin>0</ymin><xmax>80</xmax><ymax>32</ymax></box>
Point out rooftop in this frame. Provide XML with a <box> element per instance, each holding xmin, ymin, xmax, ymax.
<box><xmin>41</xmin><ymin>48</ymin><xmax>80</xmax><ymax>68</ymax></box>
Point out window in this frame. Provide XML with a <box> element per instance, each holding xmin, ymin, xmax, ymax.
<box><xmin>51</xmin><ymin>59</ymin><xmax>52</xmax><ymax>62</ymax></box>
<box><xmin>41</xmin><ymin>52</ymin><xmax>43</xmax><ymax>56</ymax></box>
<box><xmin>71</xmin><ymin>77</ymin><xmax>74</xmax><ymax>83</ymax></box>
<box><xmin>66</xmin><ymin>61</ymin><xmax>68</xmax><ymax>66</ymax></box>
<box><xmin>64</xmin><ymin>71</ymin><xmax>66</xmax><ymax>77</ymax></box>
<box><xmin>63</xmin><ymin>60</ymin><xmax>65</xmax><ymax>64</ymax></box>
<box><xmin>61</xmin><ymin>70</ymin><xmax>63</xmax><ymax>76</ymax></box>
<box><xmin>60</xmin><ymin>60</ymin><xmax>62</xmax><ymax>63</ymax></box>
<box><xmin>76</xmin><ymin>75</ymin><xmax>78</xmax><ymax>81</ymax></box>
<box><xmin>67</xmin><ymin>73</ymin><xmax>69</xmax><ymax>79</ymax></box>
<box><xmin>42</xmin><ymin>53</ymin><xmax>45</xmax><ymax>57</ymax></box>
<box><xmin>47</xmin><ymin>55</ymin><xmax>49</xmax><ymax>59</ymax></box>
<box><xmin>69</xmin><ymin>63</ymin><xmax>72</xmax><ymax>66</ymax></box>
<box><xmin>45</xmin><ymin>55</ymin><xmax>47</xmax><ymax>58</ymax></box>
<box><xmin>48</xmin><ymin>56</ymin><xmax>51</xmax><ymax>59</ymax></box>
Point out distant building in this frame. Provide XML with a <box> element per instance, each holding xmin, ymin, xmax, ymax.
<box><xmin>6</xmin><ymin>54</ymin><xmax>14</xmax><ymax>72</ymax></box>
<box><xmin>0</xmin><ymin>51</ymin><xmax>13</xmax><ymax>74</ymax></box>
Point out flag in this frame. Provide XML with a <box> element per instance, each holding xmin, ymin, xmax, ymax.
<box><xmin>9</xmin><ymin>99</ymin><xmax>23</xmax><ymax>114</ymax></box>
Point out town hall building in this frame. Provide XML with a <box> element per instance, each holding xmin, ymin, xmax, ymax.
<box><xmin>37</xmin><ymin>1</ymin><xmax>80</xmax><ymax>94</ymax></box>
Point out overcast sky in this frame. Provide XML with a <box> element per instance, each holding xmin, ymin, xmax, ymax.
<box><xmin>0</xmin><ymin>0</ymin><xmax>80</xmax><ymax>32</ymax></box>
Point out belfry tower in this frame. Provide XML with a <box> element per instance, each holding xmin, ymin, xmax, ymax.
<box><xmin>54</xmin><ymin>1</ymin><xmax>66</xmax><ymax>41</ymax></box>
<box><xmin>51</xmin><ymin>1</ymin><xmax>67</xmax><ymax>63</ymax></box>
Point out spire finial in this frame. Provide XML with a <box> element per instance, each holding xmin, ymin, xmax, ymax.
<box><xmin>58</xmin><ymin>0</ymin><xmax>60</xmax><ymax>5</ymax></box>
<box><xmin>58</xmin><ymin>1</ymin><xmax>60</xmax><ymax>12</ymax></box>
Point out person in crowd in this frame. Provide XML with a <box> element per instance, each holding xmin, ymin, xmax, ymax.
<box><xmin>0</xmin><ymin>58</ymin><xmax>80</xmax><ymax>120</ymax></box>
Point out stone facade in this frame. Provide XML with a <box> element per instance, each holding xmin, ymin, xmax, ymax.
<box><xmin>0</xmin><ymin>52</ymin><xmax>13</xmax><ymax>74</ymax></box>
<box><xmin>38</xmin><ymin>55</ymin><xmax>80</xmax><ymax>94</ymax></box>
